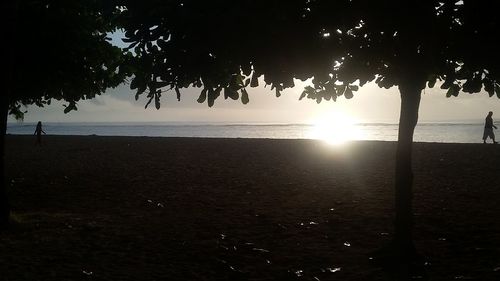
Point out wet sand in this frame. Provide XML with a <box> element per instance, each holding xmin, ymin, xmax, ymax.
<box><xmin>1</xmin><ymin>135</ymin><xmax>500</xmax><ymax>280</ymax></box>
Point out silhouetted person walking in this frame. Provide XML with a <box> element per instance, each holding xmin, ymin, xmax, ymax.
<box><xmin>483</xmin><ymin>111</ymin><xmax>497</xmax><ymax>144</ymax></box>
<box><xmin>34</xmin><ymin>121</ymin><xmax>46</xmax><ymax>145</ymax></box>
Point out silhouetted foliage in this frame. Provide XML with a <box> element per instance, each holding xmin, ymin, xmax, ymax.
<box><xmin>119</xmin><ymin>0</ymin><xmax>500</xmax><ymax>266</ymax></box>
<box><xmin>6</xmin><ymin>0</ymin><xmax>129</xmax><ymax>117</ymax></box>
<box><xmin>119</xmin><ymin>0</ymin><xmax>500</xmax><ymax>105</ymax></box>
<box><xmin>1</xmin><ymin>0</ymin><xmax>130</xmax><ymax>228</ymax></box>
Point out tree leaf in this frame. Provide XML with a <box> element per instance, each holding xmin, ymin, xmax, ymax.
<box><xmin>236</xmin><ymin>74</ymin><xmax>244</xmax><ymax>87</ymax></box>
<box><xmin>349</xmin><ymin>85</ymin><xmax>359</xmax><ymax>91</ymax></box>
<box><xmin>131</xmin><ymin>78</ymin><xmax>138</xmax><ymax>89</ymax></box>
<box><xmin>241</xmin><ymin>88</ymin><xmax>249</xmax><ymax>104</ymax></box>
<box><xmin>197</xmin><ymin>88</ymin><xmax>208</xmax><ymax>103</ymax></box>
<box><xmin>224</xmin><ymin>87</ymin><xmax>239</xmax><ymax>100</ymax></box>
<box><xmin>335</xmin><ymin>85</ymin><xmax>346</xmax><ymax>96</ymax></box>
<box><xmin>440</xmin><ymin>78</ymin><xmax>453</xmax><ymax>89</ymax></box>
<box><xmin>299</xmin><ymin>90</ymin><xmax>307</xmax><ymax>100</ymax></box>
<box><xmin>462</xmin><ymin>77</ymin><xmax>481</xmax><ymax>93</ymax></box>
<box><xmin>344</xmin><ymin>87</ymin><xmax>354</xmax><ymax>99</ymax></box>
<box><xmin>251</xmin><ymin>72</ymin><xmax>259</xmax><ymax>87</ymax></box>
<box><xmin>145</xmin><ymin>95</ymin><xmax>154</xmax><ymax>108</ymax></box>
<box><xmin>214</xmin><ymin>87</ymin><xmax>222</xmax><ymax>99</ymax></box>
<box><xmin>207</xmin><ymin>88</ymin><xmax>215</xmax><ymax>107</ymax></box>
<box><xmin>428</xmin><ymin>76</ymin><xmax>437</xmax><ymax>88</ymax></box>
<box><xmin>446</xmin><ymin>84</ymin><xmax>460</xmax><ymax>97</ymax></box>
<box><xmin>154</xmin><ymin>93</ymin><xmax>160</xmax><ymax>109</ymax></box>
<box><xmin>304</xmin><ymin>86</ymin><xmax>315</xmax><ymax>93</ymax></box>
<box><xmin>484</xmin><ymin>80</ymin><xmax>494</xmax><ymax>97</ymax></box>
<box><xmin>322</xmin><ymin>90</ymin><xmax>331</xmax><ymax>101</ymax></box>
<box><xmin>242</xmin><ymin>63</ymin><xmax>252</xmax><ymax>76</ymax></box>
<box><xmin>230</xmin><ymin>90</ymin><xmax>239</xmax><ymax>100</ymax></box>
<box><xmin>175</xmin><ymin>87</ymin><xmax>181</xmax><ymax>101</ymax></box>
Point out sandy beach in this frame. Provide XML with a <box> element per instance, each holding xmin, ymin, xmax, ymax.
<box><xmin>1</xmin><ymin>135</ymin><xmax>499</xmax><ymax>280</ymax></box>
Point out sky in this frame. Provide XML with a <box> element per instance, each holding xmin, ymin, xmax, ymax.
<box><xmin>9</xmin><ymin>79</ymin><xmax>500</xmax><ymax>124</ymax></box>
<box><xmin>9</xmin><ymin>30</ymin><xmax>499</xmax><ymax>125</ymax></box>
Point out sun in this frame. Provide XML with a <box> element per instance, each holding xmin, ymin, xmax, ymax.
<box><xmin>308</xmin><ymin>111</ymin><xmax>364</xmax><ymax>145</ymax></box>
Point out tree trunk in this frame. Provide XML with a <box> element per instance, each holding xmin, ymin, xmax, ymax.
<box><xmin>393</xmin><ymin>82</ymin><xmax>422</xmax><ymax>258</ymax></box>
<box><xmin>0</xmin><ymin>95</ymin><xmax>10</xmax><ymax>230</ymax></box>
<box><xmin>1</xmin><ymin>0</ymin><xmax>17</xmax><ymax>230</ymax></box>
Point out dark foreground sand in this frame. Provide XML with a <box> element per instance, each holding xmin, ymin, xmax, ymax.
<box><xmin>1</xmin><ymin>135</ymin><xmax>499</xmax><ymax>280</ymax></box>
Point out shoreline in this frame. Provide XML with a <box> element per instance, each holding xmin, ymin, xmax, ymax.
<box><xmin>5</xmin><ymin>133</ymin><xmax>496</xmax><ymax>145</ymax></box>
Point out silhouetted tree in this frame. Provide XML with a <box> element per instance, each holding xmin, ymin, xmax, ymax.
<box><xmin>1</xmin><ymin>0</ymin><xmax>128</xmax><ymax>229</ymax></box>
<box><xmin>119</xmin><ymin>0</ymin><xmax>500</xmax><ymax>261</ymax></box>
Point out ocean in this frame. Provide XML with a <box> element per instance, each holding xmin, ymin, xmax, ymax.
<box><xmin>6</xmin><ymin>122</ymin><xmax>490</xmax><ymax>144</ymax></box>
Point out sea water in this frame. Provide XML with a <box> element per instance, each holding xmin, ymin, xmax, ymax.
<box><xmin>6</xmin><ymin>122</ymin><xmax>489</xmax><ymax>144</ymax></box>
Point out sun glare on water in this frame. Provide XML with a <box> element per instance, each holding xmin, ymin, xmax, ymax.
<box><xmin>308</xmin><ymin>112</ymin><xmax>364</xmax><ymax>145</ymax></box>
